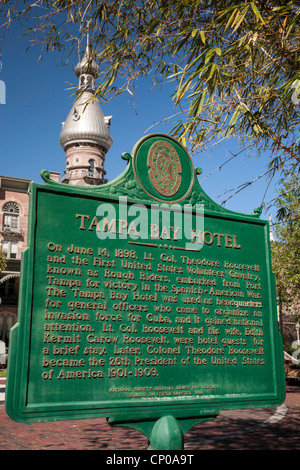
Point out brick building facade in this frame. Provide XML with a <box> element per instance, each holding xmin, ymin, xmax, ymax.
<box><xmin>0</xmin><ymin>175</ymin><xmax>31</xmax><ymax>347</ymax></box>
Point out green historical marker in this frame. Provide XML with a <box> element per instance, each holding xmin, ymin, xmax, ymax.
<box><xmin>6</xmin><ymin>134</ymin><xmax>285</xmax><ymax>449</ymax></box>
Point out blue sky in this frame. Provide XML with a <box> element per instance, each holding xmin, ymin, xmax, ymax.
<box><xmin>0</xmin><ymin>20</ymin><xmax>282</xmax><ymax>222</ymax></box>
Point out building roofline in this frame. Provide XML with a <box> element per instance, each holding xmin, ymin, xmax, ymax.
<box><xmin>0</xmin><ymin>175</ymin><xmax>33</xmax><ymax>192</ymax></box>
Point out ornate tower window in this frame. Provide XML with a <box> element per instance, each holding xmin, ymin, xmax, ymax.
<box><xmin>2</xmin><ymin>202</ymin><xmax>20</xmax><ymax>232</ymax></box>
<box><xmin>89</xmin><ymin>159</ymin><xmax>95</xmax><ymax>175</ymax></box>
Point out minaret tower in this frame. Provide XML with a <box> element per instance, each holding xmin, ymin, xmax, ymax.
<box><xmin>59</xmin><ymin>37</ymin><xmax>113</xmax><ymax>185</ymax></box>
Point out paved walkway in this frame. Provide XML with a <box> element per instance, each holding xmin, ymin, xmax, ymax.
<box><xmin>0</xmin><ymin>380</ymin><xmax>299</xmax><ymax>451</ymax></box>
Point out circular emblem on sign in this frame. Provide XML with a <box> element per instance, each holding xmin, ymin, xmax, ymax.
<box><xmin>148</xmin><ymin>141</ymin><xmax>182</xmax><ymax>197</ymax></box>
<box><xmin>132</xmin><ymin>134</ymin><xmax>194</xmax><ymax>203</ymax></box>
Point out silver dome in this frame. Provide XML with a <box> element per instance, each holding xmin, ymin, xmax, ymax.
<box><xmin>59</xmin><ymin>41</ymin><xmax>113</xmax><ymax>153</ymax></box>
<box><xmin>74</xmin><ymin>46</ymin><xmax>100</xmax><ymax>79</ymax></box>
<box><xmin>59</xmin><ymin>90</ymin><xmax>113</xmax><ymax>151</ymax></box>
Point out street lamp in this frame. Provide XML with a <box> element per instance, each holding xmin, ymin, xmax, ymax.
<box><xmin>296</xmin><ymin>321</ymin><xmax>300</xmax><ymax>344</ymax></box>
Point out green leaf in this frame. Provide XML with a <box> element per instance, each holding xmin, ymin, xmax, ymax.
<box><xmin>207</xmin><ymin>63</ymin><xmax>216</xmax><ymax>80</ymax></box>
<box><xmin>196</xmin><ymin>88</ymin><xmax>207</xmax><ymax>116</ymax></box>
<box><xmin>250</xmin><ymin>2</ymin><xmax>265</xmax><ymax>24</ymax></box>
<box><xmin>174</xmin><ymin>74</ymin><xmax>194</xmax><ymax>104</ymax></box>
<box><xmin>232</xmin><ymin>6</ymin><xmax>250</xmax><ymax>32</ymax></box>
<box><xmin>224</xmin><ymin>8</ymin><xmax>239</xmax><ymax>32</ymax></box>
<box><xmin>204</xmin><ymin>48</ymin><xmax>215</xmax><ymax>64</ymax></box>
<box><xmin>227</xmin><ymin>106</ymin><xmax>242</xmax><ymax>135</ymax></box>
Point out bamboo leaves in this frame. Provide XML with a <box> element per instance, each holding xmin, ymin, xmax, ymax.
<box><xmin>1</xmin><ymin>0</ymin><xmax>300</xmax><ymax>170</ymax></box>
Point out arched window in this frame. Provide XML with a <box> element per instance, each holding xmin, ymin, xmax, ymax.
<box><xmin>2</xmin><ymin>202</ymin><xmax>20</xmax><ymax>231</ymax></box>
<box><xmin>89</xmin><ymin>159</ymin><xmax>95</xmax><ymax>176</ymax></box>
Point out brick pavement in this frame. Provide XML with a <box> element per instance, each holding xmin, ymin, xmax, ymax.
<box><xmin>0</xmin><ymin>383</ymin><xmax>299</xmax><ymax>451</ymax></box>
